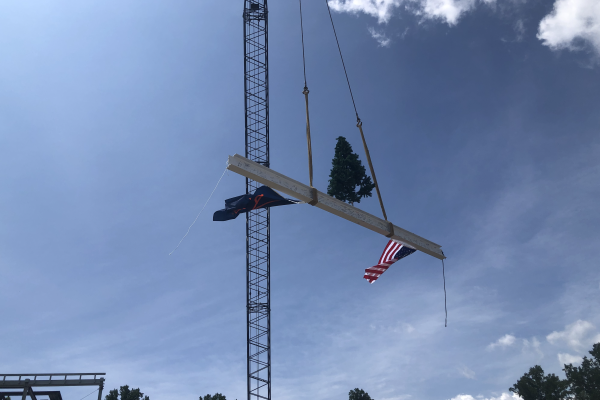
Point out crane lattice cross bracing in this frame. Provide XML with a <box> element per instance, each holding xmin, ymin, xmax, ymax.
<box><xmin>244</xmin><ymin>2</ymin><xmax>271</xmax><ymax>400</ymax></box>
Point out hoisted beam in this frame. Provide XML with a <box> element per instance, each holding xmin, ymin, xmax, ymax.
<box><xmin>227</xmin><ymin>154</ymin><xmax>445</xmax><ymax>260</ymax></box>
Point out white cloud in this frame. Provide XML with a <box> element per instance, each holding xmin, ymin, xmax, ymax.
<box><xmin>522</xmin><ymin>337</ymin><xmax>544</xmax><ymax>358</ymax></box>
<box><xmin>537</xmin><ymin>0</ymin><xmax>600</xmax><ymax>54</ymax></box>
<box><xmin>417</xmin><ymin>0</ymin><xmax>477</xmax><ymax>25</ymax></box>
<box><xmin>449</xmin><ymin>393</ymin><xmax>522</xmax><ymax>400</ymax></box>
<box><xmin>331</xmin><ymin>0</ymin><xmax>600</xmax><ymax>59</ymax></box>
<box><xmin>328</xmin><ymin>0</ymin><xmax>494</xmax><ymax>26</ymax></box>
<box><xmin>514</xmin><ymin>19</ymin><xmax>525</xmax><ymax>41</ymax></box>
<box><xmin>487</xmin><ymin>334</ymin><xmax>516</xmax><ymax>350</ymax></box>
<box><xmin>546</xmin><ymin>320</ymin><xmax>599</xmax><ymax>352</ymax></box>
<box><xmin>368</xmin><ymin>27</ymin><xmax>392</xmax><ymax>46</ymax></box>
<box><xmin>558</xmin><ymin>352</ymin><xmax>583</xmax><ymax>365</ymax></box>
<box><xmin>328</xmin><ymin>0</ymin><xmax>402</xmax><ymax>24</ymax></box>
<box><xmin>458</xmin><ymin>364</ymin><xmax>476</xmax><ymax>379</ymax></box>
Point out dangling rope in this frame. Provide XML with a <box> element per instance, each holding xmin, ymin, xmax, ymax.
<box><xmin>169</xmin><ymin>166</ymin><xmax>227</xmax><ymax>255</ymax></box>
<box><xmin>299</xmin><ymin>0</ymin><xmax>308</xmax><ymax>90</ymax></box>
<box><xmin>325</xmin><ymin>0</ymin><xmax>390</xmax><ymax>228</ymax></box>
<box><xmin>299</xmin><ymin>0</ymin><xmax>317</xmax><ymax>205</ymax></box>
<box><xmin>442</xmin><ymin>256</ymin><xmax>448</xmax><ymax>327</ymax></box>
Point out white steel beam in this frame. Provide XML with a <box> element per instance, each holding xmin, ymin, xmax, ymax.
<box><xmin>227</xmin><ymin>154</ymin><xmax>445</xmax><ymax>260</ymax></box>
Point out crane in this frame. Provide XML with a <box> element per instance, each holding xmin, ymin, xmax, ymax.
<box><xmin>239</xmin><ymin>2</ymin><xmax>445</xmax><ymax>400</ymax></box>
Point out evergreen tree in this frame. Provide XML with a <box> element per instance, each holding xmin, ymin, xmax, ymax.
<box><xmin>105</xmin><ymin>385</ymin><xmax>149</xmax><ymax>400</ymax></box>
<box><xmin>327</xmin><ymin>136</ymin><xmax>375</xmax><ymax>205</ymax></box>
<box><xmin>349</xmin><ymin>388</ymin><xmax>373</xmax><ymax>400</ymax></box>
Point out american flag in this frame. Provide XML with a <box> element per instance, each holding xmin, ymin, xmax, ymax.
<box><xmin>364</xmin><ymin>240</ymin><xmax>416</xmax><ymax>283</ymax></box>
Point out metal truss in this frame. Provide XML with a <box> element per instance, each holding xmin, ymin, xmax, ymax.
<box><xmin>0</xmin><ymin>373</ymin><xmax>105</xmax><ymax>400</ymax></box>
<box><xmin>244</xmin><ymin>2</ymin><xmax>270</xmax><ymax>400</ymax></box>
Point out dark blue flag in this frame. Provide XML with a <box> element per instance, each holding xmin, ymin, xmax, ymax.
<box><xmin>213</xmin><ymin>186</ymin><xmax>299</xmax><ymax>221</ymax></box>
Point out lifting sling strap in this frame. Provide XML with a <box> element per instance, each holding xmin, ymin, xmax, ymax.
<box><xmin>299</xmin><ymin>0</ymin><xmax>318</xmax><ymax>205</ymax></box>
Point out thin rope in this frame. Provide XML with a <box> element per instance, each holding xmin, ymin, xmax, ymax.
<box><xmin>325</xmin><ymin>0</ymin><xmax>359</xmax><ymax>121</ymax></box>
<box><xmin>442</xmin><ymin>257</ymin><xmax>448</xmax><ymax>327</ymax></box>
<box><xmin>78</xmin><ymin>388</ymin><xmax>99</xmax><ymax>400</ymax></box>
<box><xmin>169</xmin><ymin>167</ymin><xmax>227</xmax><ymax>255</ymax></box>
<box><xmin>299</xmin><ymin>0</ymin><xmax>308</xmax><ymax>88</ymax></box>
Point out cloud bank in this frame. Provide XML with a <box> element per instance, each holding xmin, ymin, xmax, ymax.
<box><xmin>546</xmin><ymin>320</ymin><xmax>600</xmax><ymax>365</ymax></box>
<box><xmin>328</xmin><ymin>0</ymin><xmax>493</xmax><ymax>25</ymax></box>
<box><xmin>537</xmin><ymin>0</ymin><xmax>600</xmax><ymax>54</ymax></box>
<box><xmin>558</xmin><ymin>353</ymin><xmax>583</xmax><ymax>365</ymax></box>
<box><xmin>546</xmin><ymin>320</ymin><xmax>600</xmax><ymax>353</ymax></box>
<box><xmin>330</xmin><ymin>0</ymin><xmax>600</xmax><ymax>57</ymax></box>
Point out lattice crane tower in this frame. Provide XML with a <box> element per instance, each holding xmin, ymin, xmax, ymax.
<box><xmin>243</xmin><ymin>2</ymin><xmax>271</xmax><ymax>400</ymax></box>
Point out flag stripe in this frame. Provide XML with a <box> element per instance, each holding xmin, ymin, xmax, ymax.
<box><xmin>382</xmin><ymin>242</ymin><xmax>401</xmax><ymax>263</ymax></box>
<box><xmin>366</xmin><ymin>266</ymin><xmax>388</xmax><ymax>273</ymax></box>
<box><xmin>378</xmin><ymin>241</ymin><xmax>398</xmax><ymax>264</ymax></box>
<box><xmin>364</xmin><ymin>240</ymin><xmax>415</xmax><ymax>283</ymax></box>
<box><xmin>380</xmin><ymin>243</ymin><xmax>396</xmax><ymax>264</ymax></box>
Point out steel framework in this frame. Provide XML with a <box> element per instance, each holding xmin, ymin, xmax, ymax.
<box><xmin>0</xmin><ymin>373</ymin><xmax>105</xmax><ymax>400</ymax></box>
<box><xmin>243</xmin><ymin>2</ymin><xmax>270</xmax><ymax>400</ymax></box>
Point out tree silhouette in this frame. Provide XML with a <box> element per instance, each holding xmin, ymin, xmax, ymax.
<box><xmin>349</xmin><ymin>388</ymin><xmax>373</xmax><ymax>400</ymax></box>
<box><xmin>563</xmin><ymin>342</ymin><xmax>600</xmax><ymax>399</ymax></box>
<box><xmin>201</xmin><ymin>394</ymin><xmax>226</xmax><ymax>400</ymax></box>
<box><xmin>105</xmin><ymin>385</ymin><xmax>149</xmax><ymax>400</ymax></box>
<box><xmin>509</xmin><ymin>365</ymin><xmax>568</xmax><ymax>400</ymax></box>
<box><xmin>327</xmin><ymin>136</ymin><xmax>375</xmax><ymax>205</ymax></box>
<box><xmin>510</xmin><ymin>342</ymin><xmax>600</xmax><ymax>400</ymax></box>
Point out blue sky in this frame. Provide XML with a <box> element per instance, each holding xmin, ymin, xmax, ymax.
<box><xmin>1</xmin><ymin>1</ymin><xmax>599</xmax><ymax>400</ymax></box>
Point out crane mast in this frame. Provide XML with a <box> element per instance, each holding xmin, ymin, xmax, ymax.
<box><xmin>243</xmin><ymin>2</ymin><xmax>270</xmax><ymax>400</ymax></box>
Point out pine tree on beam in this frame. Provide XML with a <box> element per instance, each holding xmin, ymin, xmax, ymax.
<box><xmin>327</xmin><ymin>136</ymin><xmax>375</xmax><ymax>205</ymax></box>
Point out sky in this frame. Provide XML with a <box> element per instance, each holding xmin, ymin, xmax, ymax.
<box><xmin>0</xmin><ymin>1</ymin><xmax>599</xmax><ymax>400</ymax></box>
